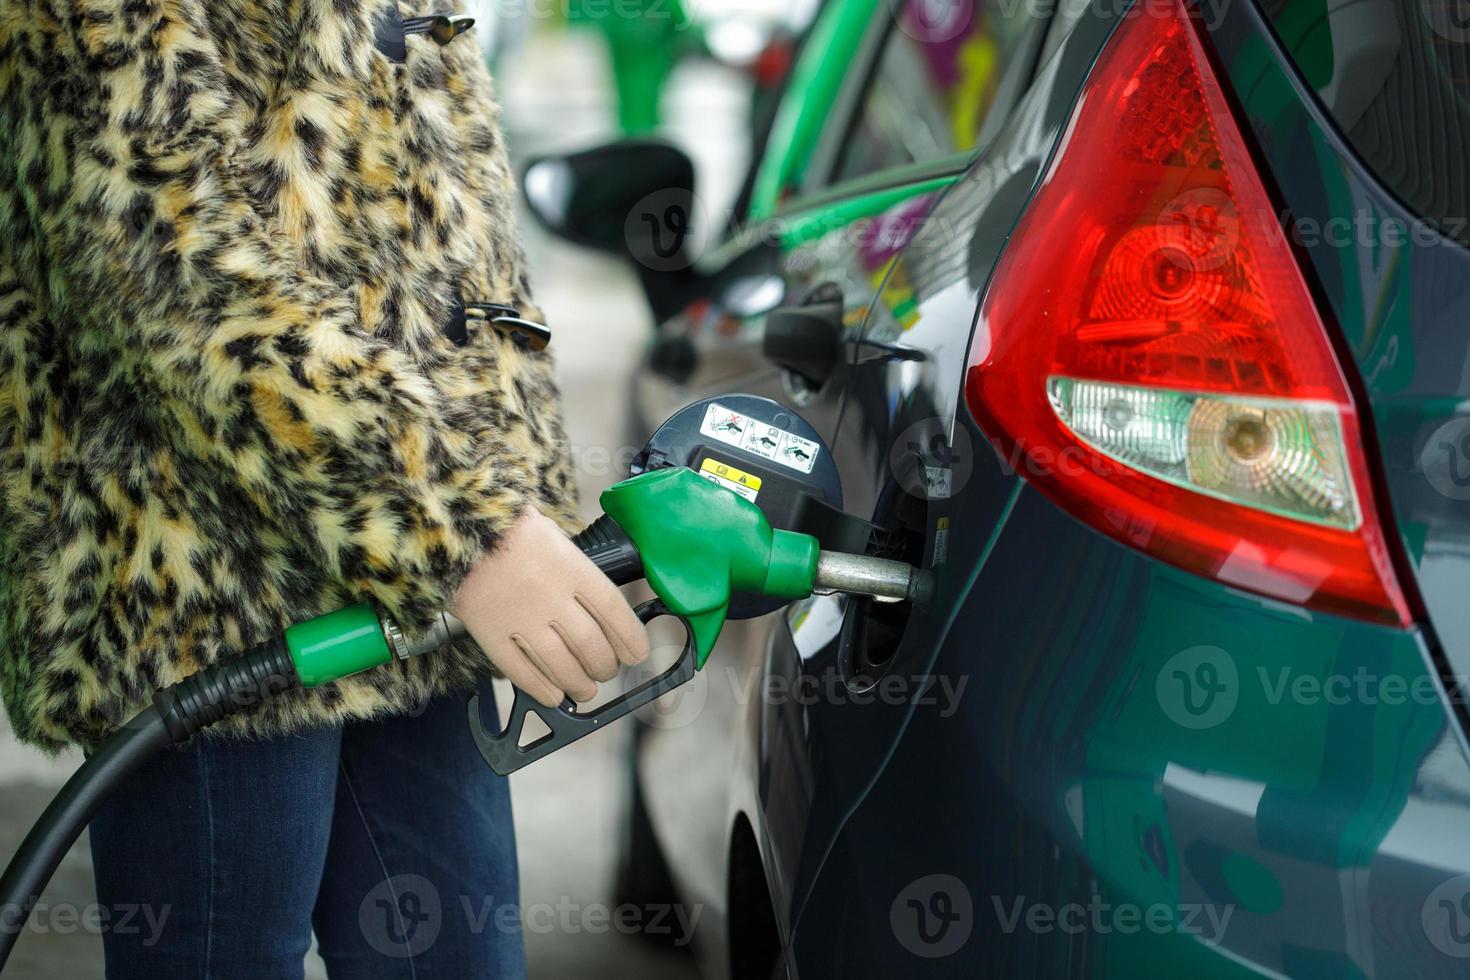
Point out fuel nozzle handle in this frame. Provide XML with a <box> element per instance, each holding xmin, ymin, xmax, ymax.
<box><xmin>140</xmin><ymin>471</ymin><xmax>930</xmax><ymax>777</ymax></box>
<box><xmin>570</xmin><ymin>515</ymin><xmax>644</xmax><ymax>586</ymax></box>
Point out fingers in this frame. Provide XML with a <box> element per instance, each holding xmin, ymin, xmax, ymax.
<box><xmin>513</xmin><ymin>631</ymin><xmax>598</xmax><ymax>705</ymax></box>
<box><xmin>551</xmin><ymin>610</ymin><xmax>619</xmax><ymax>683</ymax></box>
<box><xmin>575</xmin><ymin>586</ymin><xmax>650</xmax><ymax>667</ymax></box>
<box><xmin>492</xmin><ymin>636</ymin><xmax>563</xmax><ymax>709</ymax></box>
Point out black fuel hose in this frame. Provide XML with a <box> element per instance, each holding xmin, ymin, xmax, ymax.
<box><xmin>0</xmin><ymin>525</ymin><xmax>638</xmax><ymax>972</ymax></box>
<box><xmin>0</xmin><ymin>638</ymin><xmax>300</xmax><ymax>971</ymax></box>
<box><xmin>0</xmin><ymin>711</ymin><xmax>168</xmax><ymax>969</ymax></box>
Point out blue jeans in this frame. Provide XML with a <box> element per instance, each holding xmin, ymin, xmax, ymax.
<box><xmin>88</xmin><ymin>684</ymin><xmax>526</xmax><ymax>979</ymax></box>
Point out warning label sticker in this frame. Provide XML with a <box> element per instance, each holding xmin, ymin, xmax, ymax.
<box><xmin>701</xmin><ymin>405</ymin><xmax>748</xmax><ymax>448</ymax></box>
<box><xmin>778</xmin><ymin>433</ymin><xmax>820</xmax><ymax>473</ymax></box>
<box><xmin>699</xmin><ymin>458</ymin><xmax>762</xmax><ymax>502</ymax></box>
<box><xmin>934</xmin><ymin>516</ymin><xmax>951</xmax><ymax>566</ymax></box>
<box><xmin>740</xmin><ymin>420</ymin><xmax>785</xmax><ymax>460</ymax></box>
<box><xmin>698</xmin><ymin>403</ymin><xmax>820</xmax><ymax>474</ymax></box>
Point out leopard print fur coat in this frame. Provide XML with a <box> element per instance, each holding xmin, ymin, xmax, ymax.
<box><xmin>0</xmin><ymin>0</ymin><xmax>579</xmax><ymax>750</ymax></box>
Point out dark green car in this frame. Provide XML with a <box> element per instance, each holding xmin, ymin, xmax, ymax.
<box><xmin>527</xmin><ymin>0</ymin><xmax>1470</xmax><ymax>976</ymax></box>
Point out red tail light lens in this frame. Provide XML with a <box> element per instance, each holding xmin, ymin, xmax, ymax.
<box><xmin>965</xmin><ymin>0</ymin><xmax>1410</xmax><ymax>625</ymax></box>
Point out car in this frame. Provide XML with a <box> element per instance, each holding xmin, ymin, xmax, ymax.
<box><xmin>523</xmin><ymin>0</ymin><xmax>1470</xmax><ymax>977</ymax></box>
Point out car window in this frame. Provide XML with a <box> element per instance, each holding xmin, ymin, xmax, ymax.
<box><xmin>832</xmin><ymin>0</ymin><xmax>1033</xmax><ymax>184</ymax></box>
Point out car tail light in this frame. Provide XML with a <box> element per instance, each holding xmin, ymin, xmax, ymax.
<box><xmin>964</xmin><ymin>0</ymin><xmax>1411</xmax><ymax>625</ymax></box>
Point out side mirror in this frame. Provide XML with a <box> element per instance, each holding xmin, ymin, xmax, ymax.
<box><xmin>522</xmin><ymin>139</ymin><xmax>697</xmax><ymax>268</ymax></box>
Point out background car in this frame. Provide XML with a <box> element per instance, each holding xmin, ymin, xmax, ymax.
<box><xmin>525</xmin><ymin>0</ymin><xmax>1470</xmax><ymax>977</ymax></box>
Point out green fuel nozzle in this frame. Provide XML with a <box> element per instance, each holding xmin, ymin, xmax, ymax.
<box><xmin>598</xmin><ymin>467</ymin><xmax>819</xmax><ymax>666</ymax></box>
<box><xmin>265</xmin><ymin>467</ymin><xmax>818</xmax><ymax>695</ymax></box>
<box><xmin>149</xmin><ymin>466</ymin><xmax>929</xmax><ymax>771</ymax></box>
<box><xmin>275</xmin><ymin>467</ymin><xmax>824</xmax><ymax>691</ymax></box>
<box><xmin>282</xmin><ymin>466</ymin><xmax>929</xmax><ymax>690</ymax></box>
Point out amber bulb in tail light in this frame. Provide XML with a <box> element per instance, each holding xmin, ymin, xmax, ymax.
<box><xmin>964</xmin><ymin>0</ymin><xmax>1410</xmax><ymax>624</ymax></box>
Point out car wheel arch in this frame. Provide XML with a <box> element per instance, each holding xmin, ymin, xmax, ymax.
<box><xmin>727</xmin><ymin>813</ymin><xmax>785</xmax><ymax>980</ymax></box>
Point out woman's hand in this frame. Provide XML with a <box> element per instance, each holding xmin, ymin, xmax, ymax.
<box><xmin>451</xmin><ymin>508</ymin><xmax>651</xmax><ymax>707</ymax></box>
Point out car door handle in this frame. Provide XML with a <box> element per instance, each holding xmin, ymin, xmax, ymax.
<box><xmin>761</xmin><ymin>298</ymin><xmax>844</xmax><ymax>387</ymax></box>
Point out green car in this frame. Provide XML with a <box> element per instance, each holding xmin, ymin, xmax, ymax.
<box><xmin>526</xmin><ymin>0</ymin><xmax>1470</xmax><ymax>976</ymax></box>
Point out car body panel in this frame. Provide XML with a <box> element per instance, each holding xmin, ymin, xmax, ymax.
<box><xmin>791</xmin><ymin>469</ymin><xmax>1466</xmax><ymax>977</ymax></box>
<box><xmin>765</xmin><ymin>0</ymin><xmax>1119</xmax><ymax>926</ymax></box>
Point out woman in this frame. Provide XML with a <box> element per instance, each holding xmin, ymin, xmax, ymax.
<box><xmin>0</xmin><ymin>2</ymin><xmax>648</xmax><ymax>976</ymax></box>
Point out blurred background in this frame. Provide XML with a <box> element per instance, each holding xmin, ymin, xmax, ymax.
<box><xmin>0</xmin><ymin>2</ymin><xmax>818</xmax><ymax>976</ymax></box>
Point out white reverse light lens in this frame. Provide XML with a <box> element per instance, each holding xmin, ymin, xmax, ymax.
<box><xmin>1047</xmin><ymin>376</ymin><xmax>1360</xmax><ymax>530</ymax></box>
